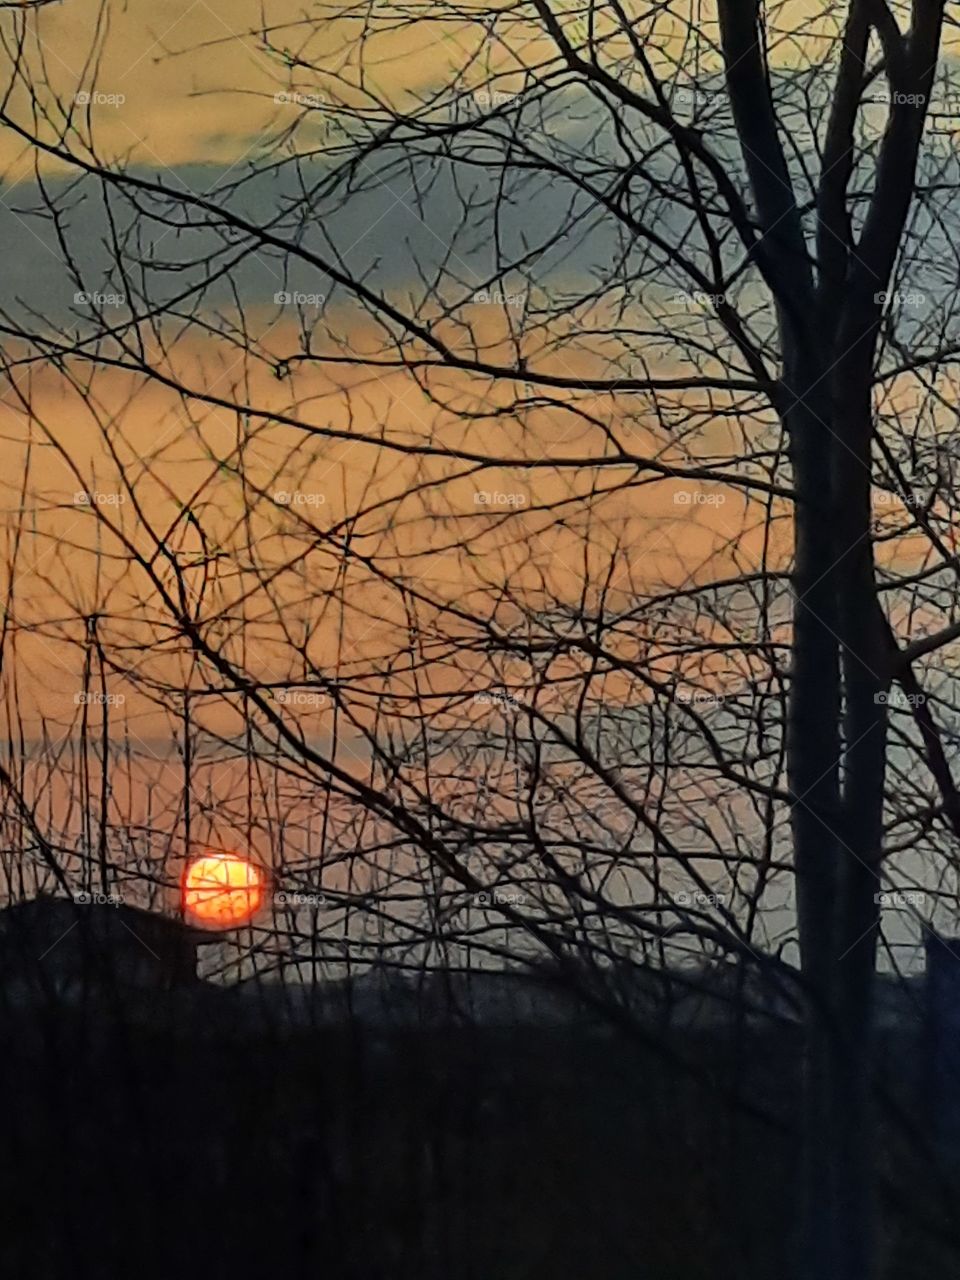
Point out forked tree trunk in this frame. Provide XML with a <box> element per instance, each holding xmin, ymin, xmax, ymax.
<box><xmin>717</xmin><ymin>3</ymin><xmax>945</xmax><ymax>1277</ymax></box>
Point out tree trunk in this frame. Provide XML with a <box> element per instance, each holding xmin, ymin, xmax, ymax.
<box><xmin>787</xmin><ymin>286</ymin><xmax>889</xmax><ymax>1280</ymax></box>
<box><xmin>717</xmin><ymin>3</ymin><xmax>945</xmax><ymax>1272</ymax></box>
<box><xmin>783</xmin><ymin>350</ymin><xmax>857</xmax><ymax>1280</ymax></box>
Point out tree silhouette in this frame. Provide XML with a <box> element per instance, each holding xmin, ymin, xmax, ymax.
<box><xmin>1</xmin><ymin>2</ymin><xmax>960</xmax><ymax>1275</ymax></box>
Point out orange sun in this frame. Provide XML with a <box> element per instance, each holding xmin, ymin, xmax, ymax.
<box><xmin>182</xmin><ymin>852</ymin><xmax>266</xmax><ymax>927</ymax></box>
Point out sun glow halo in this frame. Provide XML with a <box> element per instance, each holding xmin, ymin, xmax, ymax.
<box><xmin>182</xmin><ymin>852</ymin><xmax>266</xmax><ymax>926</ymax></box>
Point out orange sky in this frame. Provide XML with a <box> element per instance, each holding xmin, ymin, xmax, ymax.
<box><xmin>0</xmin><ymin>0</ymin><xmax>951</xmax><ymax>750</ymax></box>
<box><xmin>3</xmin><ymin>1</ymin><xmax>932</xmax><ymax>177</ymax></box>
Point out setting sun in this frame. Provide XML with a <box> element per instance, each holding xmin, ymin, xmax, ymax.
<box><xmin>182</xmin><ymin>852</ymin><xmax>266</xmax><ymax>927</ymax></box>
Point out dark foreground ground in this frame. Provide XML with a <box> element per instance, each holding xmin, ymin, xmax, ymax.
<box><xmin>0</xmin><ymin>993</ymin><xmax>957</xmax><ymax>1280</ymax></box>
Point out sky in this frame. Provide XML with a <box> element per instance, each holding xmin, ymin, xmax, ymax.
<box><xmin>0</xmin><ymin>0</ymin><xmax>949</xmax><ymax>804</ymax></box>
<box><xmin>0</xmin><ymin>2</ymin><xmax>794</xmax><ymax>733</ymax></box>
<box><xmin>0</xmin><ymin>1</ymin><xmax>953</xmax><ymax>973</ymax></box>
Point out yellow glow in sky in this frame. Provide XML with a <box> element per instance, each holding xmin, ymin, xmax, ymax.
<box><xmin>182</xmin><ymin>851</ymin><xmax>266</xmax><ymax>926</ymax></box>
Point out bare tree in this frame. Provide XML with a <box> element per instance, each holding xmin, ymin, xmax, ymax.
<box><xmin>2</xmin><ymin>2</ymin><xmax>960</xmax><ymax>1274</ymax></box>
